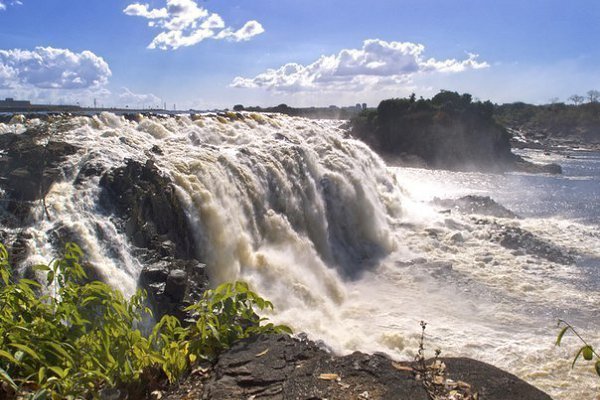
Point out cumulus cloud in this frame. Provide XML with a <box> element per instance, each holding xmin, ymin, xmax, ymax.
<box><xmin>124</xmin><ymin>0</ymin><xmax>264</xmax><ymax>50</ymax></box>
<box><xmin>118</xmin><ymin>87</ymin><xmax>162</xmax><ymax>108</ymax></box>
<box><xmin>231</xmin><ymin>39</ymin><xmax>489</xmax><ymax>92</ymax></box>
<box><xmin>0</xmin><ymin>47</ymin><xmax>111</xmax><ymax>90</ymax></box>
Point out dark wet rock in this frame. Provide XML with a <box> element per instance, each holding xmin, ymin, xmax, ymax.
<box><xmin>433</xmin><ymin>195</ymin><xmax>520</xmax><ymax>219</ymax></box>
<box><xmin>123</xmin><ymin>113</ymin><xmax>143</xmax><ymax>123</ymax></box>
<box><xmin>513</xmin><ymin>158</ymin><xmax>562</xmax><ymax>174</ymax></box>
<box><xmin>74</xmin><ymin>162</ymin><xmax>105</xmax><ymax>185</ymax></box>
<box><xmin>165</xmin><ymin>269</ymin><xmax>187</xmax><ymax>303</ymax></box>
<box><xmin>184</xmin><ymin>334</ymin><xmax>551</xmax><ymax>400</ymax></box>
<box><xmin>99</xmin><ymin>159</ymin><xmax>197</xmax><ymax>260</ymax></box>
<box><xmin>140</xmin><ymin>259</ymin><xmax>208</xmax><ymax>320</ymax></box>
<box><xmin>139</xmin><ymin>261</ymin><xmax>171</xmax><ymax>286</ymax></box>
<box><xmin>9</xmin><ymin>231</ymin><xmax>32</xmax><ymax>268</ymax></box>
<box><xmin>99</xmin><ymin>158</ymin><xmax>209</xmax><ymax>319</ymax></box>
<box><xmin>204</xmin><ymin>334</ymin><xmax>424</xmax><ymax>400</ymax></box>
<box><xmin>49</xmin><ymin>223</ymin><xmax>79</xmax><ymax>249</ymax></box>
<box><xmin>442</xmin><ymin>358</ymin><xmax>553</xmax><ymax>400</ymax></box>
<box><xmin>0</xmin><ymin>129</ymin><xmax>78</xmax><ymax>223</ymax></box>
<box><xmin>150</xmin><ymin>145</ymin><xmax>163</xmax><ymax>155</ymax></box>
<box><xmin>490</xmin><ymin>224</ymin><xmax>574</xmax><ymax>264</ymax></box>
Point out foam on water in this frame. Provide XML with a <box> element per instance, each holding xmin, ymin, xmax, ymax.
<box><xmin>1</xmin><ymin>113</ymin><xmax>599</xmax><ymax>399</ymax></box>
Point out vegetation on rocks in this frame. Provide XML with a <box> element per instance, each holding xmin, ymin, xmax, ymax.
<box><xmin>351</xmin><ymin>91</ymin><xmax>515</xmax><ymax>171</ymax></box>
<box><xmin>495</xmin><ymin>100</ymin><xmax>600</xmax><ymax>143</ymax></box>
<box><xmin>0</xmin><ymin>242</ymin><xmax>290</xmax><ymax>399</ymax></box>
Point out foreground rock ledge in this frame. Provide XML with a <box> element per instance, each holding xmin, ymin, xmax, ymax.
<box><xmin>165</xmin><ymin>334</ymin><xmax>552</xmax><ymax>400</ymax></box>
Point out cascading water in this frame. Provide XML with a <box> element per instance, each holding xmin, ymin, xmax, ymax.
<box><xmin>1</xmin><ymin>112</ymin><xmax>599</xmax><ymax>399</ymax></box>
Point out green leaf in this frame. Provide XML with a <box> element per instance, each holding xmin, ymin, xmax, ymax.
<box><xmin>19</xmin><ymin>278</ymin><xmax>42</xmax><ymax>288</ymax></box>
<box><xmin>276</xmin><ymin>325</ymin><xmax>293</xmax><ymax>334</ymax></box>
<box><xmin>0</xmin><ymin>269</ymin><xmax>9</xmax><ymax>285</ymax></box>
<box><xmin>31</xmin><ymin>389</ymin><xmax>50</xmax><ymax>400</ymax></box>
<box><xmin>9</xmin><ymin>343</ymin><xmax>41</xmax><ymax>361</ymax></box>
<box><xmin>0</xmin><ymin>243</ymin><xmax>8</xmax><ymax>262</ymax></box>
<box><xmin>595</xmin><ymin>360</ymin><xmax>600</xmax><ymax>377</ymax></box>
<box><xmin>44</xmin><ymin>342</ymin><xmax>74</xmax><ymax>364</ymax></box>
<box><xmin>583</xmin><ymin>346</ymin><xmax>594</xmax><ymax>361</ymax></box>
<box><xmin>0</xmin><ymin>349</ymin><xmax>19</xmax><ymax>364</ymax></box>
<box><xmin>46</xmin><ymin>270</ymin><xmax>55</xmax><ymax>285</ymax></box>
<box><xmin>572</xmin><ymin>346</ymin><xmax>586</xmax><ymax>369</ymax></box>
<box><xmin>48</xmin><ymin>366</ymin><xmax>68</xmax><ymax>379</ymax></box>
<box><xmin>0</xmin><ymin>365</ymin><xmax>17</xmax><ymax>391</ymax></box>
<box><xmin>556</xmin><ymin>325</ymin><xmax>569</xmax><ymax>346</ymax></box>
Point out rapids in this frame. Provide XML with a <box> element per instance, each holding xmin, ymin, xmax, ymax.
<box><xmin>1</xmin><ymin>112</ymin><xmax>599</xmax><ymax>399</ymax></box>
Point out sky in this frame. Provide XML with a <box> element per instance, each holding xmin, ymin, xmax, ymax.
<box><xmin>0</xmin><ymin>0</ymin><xmax>599</xmax><ymax>109</ymax></box>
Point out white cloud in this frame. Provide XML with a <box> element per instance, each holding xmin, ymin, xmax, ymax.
<box><xmin>123</xmin><ymin>3</ymin><xmax>168</xmax><ymax>19</ymax></box>
<box><xmin>117</xmin><ymin>87</ymin><xmax>162</xmax><ymax>108</ymax></box>
<box><xmin>0</xmin><ymin>47</ymin><xmax>111</xmax><ymax>90</ymax></box>
<box><xmin>124</xmin><ymin>0</ymin><xmax>264</xmax><ymax>50</ymax></box>
<box><xmin>231</xmin><ymin>39</ymin><xmax>489</xmax><ymax>92</ymax></box>
<box><xmin>215</xmin><ymin>20</ymin><xmax>265</xmax><ymax>42</ymax></box>
<box><xmin>0</xmin><ymin>0</ymin><xmax>22</xmax><ymax>10</ymax></box>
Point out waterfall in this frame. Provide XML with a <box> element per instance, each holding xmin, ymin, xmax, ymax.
<box><xmin>2</xmin><ymin>112</ymin><xmax>600</xmax><ymax>399</ymax></box>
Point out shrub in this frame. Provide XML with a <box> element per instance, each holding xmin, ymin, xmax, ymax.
<box><xmin>0</xmin><ymin>242</ymin><xmax>291</xmax><ymax>399</ymax></box>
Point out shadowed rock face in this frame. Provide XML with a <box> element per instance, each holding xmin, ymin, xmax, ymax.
<box><xmin>99</xmin><ymin>159</ymin><xmax>209</xmax><ymax>319</ymax></box>
<box><xmin>169</xmin><ymin>334</ymin><xmax>552</xmax><ymax>400</ymax></box>
<box><xmin>0</xmin><ymin>130</ymin><xmax>78</xmax><ymax>223</ymax></box>
<box><xmin>100</xmin><ymin>159</ymin><xmax>197</xmax><ymax>260</ymax></box>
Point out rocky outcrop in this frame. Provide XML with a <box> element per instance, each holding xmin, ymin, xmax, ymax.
<box><xmin>99</xmin><ymin>159</ymin><xmax>209</xmax><ymax>318</ymax></box>
<box><xmin>100</xmin><ymin>159</ymin><xmax>196</xmax><ymax>259</ymax></box>
<box><xmin>432</xmin><ymin>197</ymin><xmax>574</xmax><ymax>264</ymax></box>
<box><xmin>512</xmin><ymin>157</ymin><xmax>562</xmax><ymax>174</ymax></box>
<box><xmin>491</xmin><ymin>224</ymin><xmax>574</xmax><ymax>265</ymax></box>
<box><xmin>0</xmin><ymin>129</ymin><xmax>78</xmax><ymax>224</ymax></box>
<box><xmin>433</xmin><ymin>196</ymin><xmax>520</xmax><ymax>219</ymax></box>
<box><xmin>164</xmin><ymin>334</ymin><xmax>552</xmax><ymax>400</ymax></box>
<box><xmin>351</xmin><ymin>92</ymin><xmax>565</xmax><ymax>174</ymax></box>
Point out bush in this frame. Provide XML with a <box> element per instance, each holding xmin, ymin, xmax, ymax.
<box><xmin>0</xmin><ymin>242</ymin><xmax>291</xmax><ymax>399</ymax></box>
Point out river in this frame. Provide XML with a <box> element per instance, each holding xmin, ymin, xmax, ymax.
<box><xmin>1</xmin><ymin>113</ymin><xmax>598</xmax><ymax>398</ymax></box>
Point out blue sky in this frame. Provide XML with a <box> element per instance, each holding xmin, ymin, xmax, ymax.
<box><xmin>0</xmin><ymin>0</ymin><xmax>598</xmax><ymax>109</ymax></box>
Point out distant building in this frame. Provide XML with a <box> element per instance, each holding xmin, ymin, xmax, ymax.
<box><xmin>0</xmin><ymin>98</ymin><xmax>31</xmax><ymax>108</ymax></box>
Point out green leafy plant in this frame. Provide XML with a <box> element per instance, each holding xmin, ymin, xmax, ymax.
<box><xmin>556</xmin><ymin>319</ymin><xmax>600</xmax><ymax>376</ymax></box>
<box><xmin>0</xmin><ymin>242</ymin><xmax>291</xmax><ymax>399</ymax></box>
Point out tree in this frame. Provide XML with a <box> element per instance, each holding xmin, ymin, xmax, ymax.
<box><xmin>587</xmin><ymin>90</ymin><xmax>600</xmax><ymax>103</ymax></box>
<box><xmin>568</xmin><ymin>94</ymin><xmax>585</xmax><ymax>106</ymax></box>
<box><xmin>233</xmin><ymin>104</ymin><xmax>245</xmax><ymax>111</ymax></box>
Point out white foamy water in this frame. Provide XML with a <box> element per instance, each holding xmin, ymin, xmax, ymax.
<box><xmin>1</xmin><ymin>113</ymin><xmax>599</xmax><ymax>399</ymax></box>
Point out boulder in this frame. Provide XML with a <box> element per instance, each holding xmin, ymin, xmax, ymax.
<box><xmin>165</xmin><ymin>269</ymin><xmax>187</xmax><ymax>303</ymax></box>
<box><xmin>432</xmin><ymin>195</ymin><xmax>520</xmax><ymax>219</ymax></box>
<box><xmin>175</xmin><ymin>334</ymin><xmax>552</xmax><ymax>400</ymax></box>
<box><xmin>139</xmin><ymin>259</ymin><xmax>208</xmax><ymax>320</ymax></box>
<box><xmin>495</xmin><ymin>225</ymin><xmax>574</xmax><ymax>264</ymax></box>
